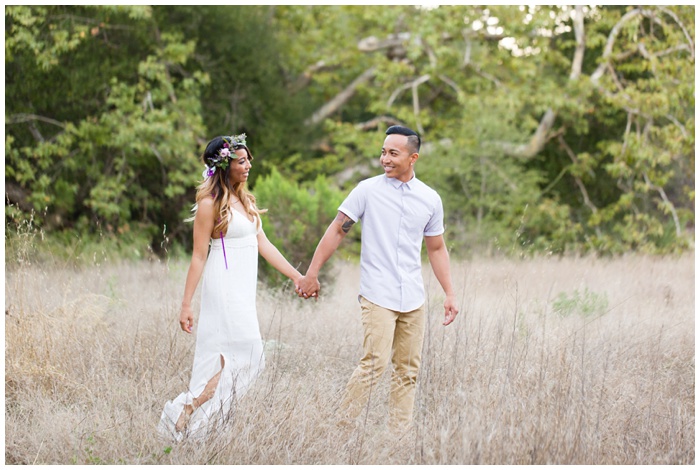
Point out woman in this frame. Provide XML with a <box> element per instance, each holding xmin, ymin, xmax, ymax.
<box><xmin>159</xmin><ymin>133</ymin><xmax>302</xmax><ymax>441</ymax></box>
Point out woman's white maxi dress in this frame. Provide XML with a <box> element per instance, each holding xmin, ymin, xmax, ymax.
<box><xmin>158</xmin><ymin>212</ymin><xmax>264</xmax><ymax>441</ymax></box>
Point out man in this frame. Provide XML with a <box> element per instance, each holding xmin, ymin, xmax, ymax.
<box><xmin>298</xmin><ymin>125</ymin><xmax>459</xmax><ymax>430</ymax></box>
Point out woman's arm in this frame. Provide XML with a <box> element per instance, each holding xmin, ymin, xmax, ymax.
<box><xmin>179</xmin><ymin>198</ymin><xmax>215</xmax><ymax>333</ymax></box>
<box><xmin>257</xmin><ymin>228</ymin><xmax>303</xmax><ymax>287</ymax></box>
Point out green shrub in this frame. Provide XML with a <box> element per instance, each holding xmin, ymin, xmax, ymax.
<box><xmin>253</xmin><ymin>168</ymin><xmax>357</xmax><ymax>286</ymax></box>
<box><xmin>552</xmin><ymin>287</ymin><xmax>609</xmax><ymax>318</ymax></box>
<box><xmin>5</xmin><ymin>207</ymin><xmax>178</xmax><ymax>268</ymax></box>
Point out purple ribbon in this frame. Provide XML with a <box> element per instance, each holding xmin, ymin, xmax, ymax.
<box><xmin>220</xmin><ymin>231</ymin><xmax>228</xmax><ymax>269</ymax></box>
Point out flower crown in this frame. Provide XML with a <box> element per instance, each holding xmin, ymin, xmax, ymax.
<box><xmin>202</xmin><ymin>133</ymin><xmax>247</xmax><ymax>179</ymax></box>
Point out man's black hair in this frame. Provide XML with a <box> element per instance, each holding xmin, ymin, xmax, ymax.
<box><xmin>385</xmin><ymin>125</ymin><xmax>421</xmax><ymax>154</ymax></box>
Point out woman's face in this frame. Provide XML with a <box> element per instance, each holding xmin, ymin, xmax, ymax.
<box><xmin>228</xmin><ymin>147</ymin><xmax>252</xmax><ymax>184</ymax></box>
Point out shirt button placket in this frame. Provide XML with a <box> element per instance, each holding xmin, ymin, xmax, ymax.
<box><xmin>398</xmin><ymin>183</ymin><xmax>406</xmax><ymax>311</ymax></box>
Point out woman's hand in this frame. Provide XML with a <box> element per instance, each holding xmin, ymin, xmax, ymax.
<box><xmin>180</xmin><ymin>304</ymin><xmax>194</xmax><ymax>333</ymax></box>
<box><xmin>297</xmin><ymin>275</ymin><xmax>321</xmax><ymax>299</ymax></box>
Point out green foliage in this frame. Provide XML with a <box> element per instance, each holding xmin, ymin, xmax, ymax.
<box><xmin>6</xmin><ymin>6</ymin><xmax>206</xmax><ymax>253</ymax></box>
<box><xmin>253</xmin><ymin>168</ymin><xmax>354</xmax><ymax>284</ymax></box>
<box><xmin>6</xmin><ymin>6</ymin><xmax>151</xmax><ymax>70</ymax></box>
<box><xmin>4</xmin><ymin>5</ymin><xmax>694</xmax><ymax>260</ymax></box>
<box><xmin>5</xmin><ymin>206</ymin><xmax>175</xmax><ymax>269</ymax></box>
<box><xmin>152</xmin><ymin>6</ymin><xmax>321</xmax><ymax>184</ymax></box>
<box><xmin>552</xmin><ymin>287</ymin><xmax>609</xmax><ymax>319</ymax></box>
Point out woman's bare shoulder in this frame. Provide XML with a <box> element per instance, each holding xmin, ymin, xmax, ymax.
<box><xmin>194</xmin><ymin>196</ymin><xmax>217</xmax><ymax>223</ymax></box>
<box><xmin>197</xmin><ymin>195</ymin><xmax>216</xmax><ymax>210</ymax></box>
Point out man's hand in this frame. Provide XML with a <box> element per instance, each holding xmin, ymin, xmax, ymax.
<box><xmin>443</xmin><ymin>295</ymin><xmax>459</xmax><ymax>326</ymax></box>
<box><xmin>296</xmin><ymin>274</ymin><xmax>320</xmax><ymax>299</ymax></box>
<box><xmin>293</xmin><ymin>211</ymin><xmax>351</xmax><ymax>301</ymax></box>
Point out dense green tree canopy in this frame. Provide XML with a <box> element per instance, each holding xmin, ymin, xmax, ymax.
<box><xmin>5</xmin><ymin>5</ymin><xmax>694</xmax><ymax>257</ymax></box>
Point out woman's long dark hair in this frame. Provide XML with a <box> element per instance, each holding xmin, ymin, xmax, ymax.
<box><xmin>187</xmin><ymin>136</ymin><xmax>265</xmax><ymax>235</ymax></box>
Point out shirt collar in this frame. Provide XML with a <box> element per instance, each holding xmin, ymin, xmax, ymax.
<box><xmin>385</xmin><ymin>173</ymin><xmax>416</xmax><ymax>190</ymax></box>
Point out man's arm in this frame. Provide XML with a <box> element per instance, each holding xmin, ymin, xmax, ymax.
<box><xmin>425</xmin><ymin>234</ymin><xmax>459</xmax><ymax>326</ymax></box>
<box><xmin>297</xmin><ymin>211</ymin><xmax>355</xmax><ymax>297</ymax></box>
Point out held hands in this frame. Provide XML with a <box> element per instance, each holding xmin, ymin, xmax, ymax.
<box><xmin>296</xmin><ymin>274</ymin><xmax>320</xmax><ymax>300</ymax></box>
<box><xmin>443</xmin><ymin>295</ymin><xmax>459</xmax><ymax>326</ymax></box>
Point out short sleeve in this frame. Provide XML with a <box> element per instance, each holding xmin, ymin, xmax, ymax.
<box><xmin>338</xmin><ymin>181</ymin><xmax>367</xmax><ymax>223</ymax></box>
<box><xmin>423</xmin><ymin>194</ymin><xmax>445</xmax><ymax>236</ymax></box>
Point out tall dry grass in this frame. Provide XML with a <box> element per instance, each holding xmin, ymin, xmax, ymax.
<box><xmin>5</xmin><ymin>248</ymin><xmax>695</xmax><ymax>464</ymax></box>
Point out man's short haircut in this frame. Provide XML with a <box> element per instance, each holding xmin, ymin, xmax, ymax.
<box><xmin>386</xmin><ymin>125</ymin><xmax>421</xmax><ymax>154</ymax></box>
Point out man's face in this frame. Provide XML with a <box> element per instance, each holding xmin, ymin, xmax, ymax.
<box><xmin>380</xmin><ymin>134</ymin><xmax>418</xmax><ymax>183</ymax></box>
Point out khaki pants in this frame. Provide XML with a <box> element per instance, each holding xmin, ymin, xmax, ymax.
<box><xmin>339</xmin><ymin>296</ymin><xmax>426</xmax><ymax>429</ymax></box>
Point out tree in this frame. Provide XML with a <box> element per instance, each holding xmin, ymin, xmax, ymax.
<box><xmin>6</xmin><ymin>6</ymin><xmax>206</xmax><ymax>249</ymax></box>
<box><xmin>6</xmin><ymin>6</ymin><xmax>694</xmax><ymax>258</ymax></box>
<box><xmin>271</xmin><ymin>5</ymin><xmax>694</xmax><ymax>254</ymax></box>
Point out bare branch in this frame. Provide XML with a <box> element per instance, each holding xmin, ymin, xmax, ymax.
<box><xmin>665</xmin><ymin>114</ymin><xmax>688</xmax><ymax>138</ymax></box>
<box><xmin>482</xmin><ymin>158</ymin><xmax>518</xmax><ymax>192</ymax></box>
<box><xmin>655</xmin><ymin>44</ymin><xmax>692</xmax><ymax>57</ymax></box>
<box><xmin>469</xmin><ymin>63</ymin><xmax>502</xmax><ymax>88</ymax></box>
<box><xmin>638</xmin><ymin>42</ymin><xmax>658</xmax><ymax>75</ymax></box>
<box><xmin>358</xmin><ymin>29</ymin><xmax>505</xmax><ymax>55</ymax></box>
<box><xmin>658</xmin><ymin>6</ymin><xmax>695</xmax><ymax>60</ymax></box>
<box><xmin>642</xmin><ymin>117</ymin><xmax>654</xmax><ymax>140</ymax></box>
<box><xmin>305</xmin><ymin>67</ymin><xmax>377</xmax><ymax>126</ymax></box>
<box><xmin>494</xmin><ymin>109</ymin><xmax>557</xmax><ymax>159</ymax></box>
<box><xmin>590</xmin><ymin>8</ymin><xmax>691</xmax><ymax>84</ymax></box>
<box><xmin>7</xmin><ymin>113</ymin><xmax>66</xmax><ymax>128</ymax></box>
<box><xmin>461</xmin><ymin>30</ymin><xmax>501</xmax><ymax>86</ymax></box>
<box><xmin>612</xmin><ymin>46</ymin><xmax>642</xmax><ymax>62</ymax></box>
<box><xmin>643</xmin><ymin>172</ymin><xmax>682</xmax><ymax>237</ymax></box>
<box><xmin>420</xmin><ymin>138</ymin><xmax>454</xmax><ymax>156</ymax></box>
<box><xmin>358</xmin><ymin>33</ymin><xmax>410</xmax><ymax>53</ymax></box>
<box><xmin>419</xmin><ymin>36</ymin><xmax>437</xmax><ymax>69</ymax></box>
<box><xmin>411</xmin><ymin>74</ymin><xmax>431</xmax><ymax>134</ymax></box>
<box><xmin>461</xmin><ymin>30</ymin><xmax>473</xmax><ymax>68</ymax></box>
<box><xmin>387</xmin><ymin>81</ymin><xmax>414</xmax><ymax>108</ymax></box>
<box><xmin>597</xmin><ymin>87</ymin><xmax>651</xmax><ymax>119</ymax></box>
<box><xmin>149</xmin><ymin>144</ymin><xmax>167</xmax><ymax>184</ymax></box>
<box><xmin>387</xmin><ymin>74</ymin><xmax>430</xmax><ymax>108</ymax></box>
<box><xmin>468</xmin><ymin>31</ymin><xmax>507</xmax><ymax>42</ymax></box>
<box><xmin>290</xmin><ymin>60</ymin><xmax>336</xmax><ymax>92</ymax></box>
<box><xmin>359</xmin><ymin>30</ymin><xmax>508</xmax><ymax>68</ymax></box>
<box><xmin>47</xmin><ymin>14</ymin><xmax>136</xmax><ymax>31</ymax></box>
<box><xmin>335</xmin><ymin>161</ymin><xmax>380</xmax><ymax>186</ymax></box>
<box><xmin>637</xmin><ymin>41</ymin><xmax>652</xmax><ymax>60</ymax></box>
<box><xmin>558</xmin><ymin>135</ymin><xmax>597</xmax><ymax>213</ymax></box>
<box><xmin>28</xmin><ymin>123</ymin><xmax>44</xmax><ymax>142</ymax></box>
<box><xmin>606</xmin><ymin>63</ymin><xmax>628</xmax><ymax>94</ymax></box>
<box><xmin>142</xmin><ymin>91</ymin><xmax>154</xmax><ymax>113</ymax></box>
<box><xmin>354</xmin><ymin>115</ymin><xmax>405</xmax><ymax>131</ymax></box>
<box><xmin>621</xmin><ymin>112</ymin><xmax>634</xmax><ymax>156</ymax></box>
<box><xmin>591</xmin><ymin>8</ymin><xmax>644</xmax><ymax>82</ymax></box>
<box><xmin>542</xmin><ymin>117</ymin><xmax>565</xmax><ymax>146</ymax></box>
<box><xmin>570</xmin><ymin>5</ymin><xmax>585</xmax><ymax>80</ymax></box>
<box><xmin>438</xmin><ymin>74</ymin><xmax>464</xmax><ymax>98</ymax></box>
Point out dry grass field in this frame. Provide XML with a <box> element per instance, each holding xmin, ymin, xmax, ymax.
<box><xmin>5</xmin><ymin>251</ymin><xmax>695</xmax><ymax>464</ymax></box>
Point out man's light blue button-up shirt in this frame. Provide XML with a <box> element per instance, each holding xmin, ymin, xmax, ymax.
<box><xmin>338</xmin><ymin>173</ymin><xmax>445</xmax><ymax>312</ymax></box>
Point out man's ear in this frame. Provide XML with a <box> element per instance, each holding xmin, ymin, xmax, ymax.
<box><xmin>410</xmin><ymin>153</ymin><xmax>419</xmax><ymax>165</ymax></box>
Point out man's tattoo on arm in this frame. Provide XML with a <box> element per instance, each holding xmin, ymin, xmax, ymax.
<box><xmin>335</xmin><ymin>213</ymin><xmax>355</xmax><ymax>234</ymax></box>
